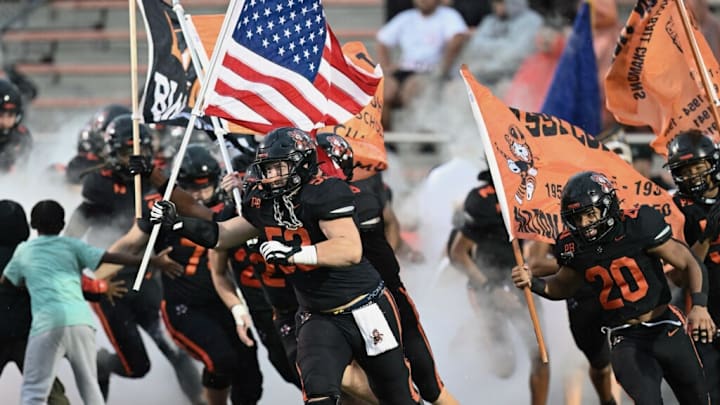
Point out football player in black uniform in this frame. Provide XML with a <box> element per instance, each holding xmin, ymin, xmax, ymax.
<box><xmin>133</xmin><ymin>148</ymin><xmax>303</xmax><ymax>391</ymax></box>
<box><xmin>665</xmin><ymin>129</ymin><xmax>720</xmax><ymax>403</ymax></box>
<box><xmin>448</xmin><ymin>169</ymin><xmax>549</xmax><ymax>405</ymax></box>
<box><xmin>112</xmin><ymin>145</ymin><xmax>263</xmax><ymax>405</ymax></box>
<box><xmin>63</xmin><ymin>115</ymin><xmax>204</xmax><ymax>404</ymax></box>
<box><xmin>65</xmin><ymin>104</ymin><xmax>131</xmax><ymax>184</ymax></box>
<box><xmin>151</xmin><ymin>127</ymin><xmax>421</xmax><ymax>405</ymax></box>
<box><xmin>513</xmin><ymin>170</ymin><xmax>715</xmax><ymax>405</ymax></box>
<box><xmin>317</xmin><ymin>133</ymin><xmax>458</xmax><ymax>405</ymax></box>
<box><xmin>0</xmin><ymin>79</ymin><xmax>32</xmax><ymax>173</ymax></box>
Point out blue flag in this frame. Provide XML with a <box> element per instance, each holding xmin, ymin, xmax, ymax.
<box><xmin>540</xmin><ymin>1</ymin><xmax>601</xmax><ymax>136</ymax></box>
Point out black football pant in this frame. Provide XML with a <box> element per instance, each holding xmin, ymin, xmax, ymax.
<box><xmin>240</xmin><ymin>285</ymin><xmax>301</xmax><ymax>388</ymax></box>
<box><xmin>91</xmin><ymin>276</ymin><xmax>202</xmax><ymax>402</ymax></box>
<box><xmin>161</xmin><ymin>299</ymin><xmax>263</xmax><ymax>405</ymax></box>
<box><xmin>295</xmin><ymin>289</ymin><xmax>421</xmax><ymax>405</ymax></box>
<box><xmin>608</xmin><ymin>306</ymin><xmax>709</xmax><ymax>405</ymax></box>
<box><xmin>567</xmin><ymin>296</ymin><xmax>611</xmax><ymax>370</ymax></box>
<box><xmin>362</xmin><ymin>228</ymin><xmax>445</xmax><ymax>402</ymax></box>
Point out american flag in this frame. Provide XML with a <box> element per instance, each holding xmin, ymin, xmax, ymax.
<box><xmin>202</xmin><ymin>0</ymin><xmax>382</xmax><ymax>133</ymax></box>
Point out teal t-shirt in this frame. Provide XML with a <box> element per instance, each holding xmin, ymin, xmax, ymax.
<box><xmin>4</xmin><ymin>235</ymin><xmax>105</xmax><ymax>336</ymax></box>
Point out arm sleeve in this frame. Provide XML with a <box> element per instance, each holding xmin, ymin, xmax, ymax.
<box><xmin>3</xmin><ymin>250</ymin><xmax>23</xmax><ymax>286</ymax></box>
<box><xmin>70</xmin><ymin>238</ymin><xmax>105</xmax><ymax>271</ymax></box>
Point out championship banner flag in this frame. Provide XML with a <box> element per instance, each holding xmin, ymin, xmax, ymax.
<box><xmin>319</xmin><ymin>42</ymin><xmax>387</xmax><ymax>181</ymax></box>
<box><xmin>461</xmin><ymin>65</ymin><xmax>685</xmax><ymax>244</ymax></box>
<box><xmin>605</xmin><ymin>0</ymin><xmax>720</xmax><ymax>156</ymax></box>
<box><xmin>201</xmin><ymin>0</ymin><xmax>382</xmax><ymax>133</ymax></box>
<box><xmin>541</xmin><ymin>0</ymin><xmax>601</xmax><ymax>136</ymax></box>
<box><xmin>137</xmin><ymin>0</ymin><xmax>196</xmax><ymax>124</ymax></box>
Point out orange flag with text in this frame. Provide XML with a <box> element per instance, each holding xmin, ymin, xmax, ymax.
<box><xmin>461</xmin><ymin>65</ymin><xmax>685</xmax><ymax>244</ymax></box>
<box><xmin>605</xmin><ymin>0</ymin><xmax>720</xmax><ymax>156</ymax></box>
<box><xmin>319</xmin><ymin>42</ymin><xmax>387</xmax><ymax>181</ymax></box>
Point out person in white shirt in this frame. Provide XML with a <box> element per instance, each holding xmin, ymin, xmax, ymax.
<box><xmin>376</xmin><ymin>0</ymin><xmax>469</xmax><ymax>130</ymax></box>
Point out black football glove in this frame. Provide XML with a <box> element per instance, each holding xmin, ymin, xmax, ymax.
<box><xmin>128</xmin><ymin>154</ymin><xmax>154</xmax><ymax>178</ymax></box>
<box><xmin>150</xmin><ymin>200</ymin><xmax>179</xmax><ymax>229</ymax></box>
<box><xmin>259</xmin><ymin>241</ymin><xmax>300</xmax><ymax>266</ymax></box>
<box><xmin>703</xmin><ymin>202</ymin><xmax>720</xmax><ymax>243</ymax></box>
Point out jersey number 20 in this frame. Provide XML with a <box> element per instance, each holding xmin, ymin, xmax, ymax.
<box><xmin>586</xmin><ymin>257</ymin><xmax>649</xmax><ymax>310</ymax></box>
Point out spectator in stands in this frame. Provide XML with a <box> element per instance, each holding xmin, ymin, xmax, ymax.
<box><xmin>689</xmin><ymin>0</ymin><xmax>720</xmax><ymax>59</ymax></box>
<box><xmin>460</xmin><ymin>0</ymin><xmax>543</xmax><ymax>91</ymax></box>
<box><xmin>376</xmin><ymin>0</ymin><xmax>469</xmax><ymax>130</ymax></box>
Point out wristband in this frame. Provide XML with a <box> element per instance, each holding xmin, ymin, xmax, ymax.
<box><xmin>530</xmin><ymin>277</ymin><xmax>547</xmax><ymax>296</ymax></box>
<box><xmin>291</xmin><ymin>245</ymin><xmax>318</xmax><ymax>265</ymax></box>
<box><xmin>231</xmin><ymin>304</ymin><xmax>249</xmax><ymax>327</ymax></box>
<box><xmin>691</xmin><ymin>292</ymin><xmax>709</xmax><ymax>307</ymax></box>
<box><xmin>81</xmin><ymin>276</ymin><xmax>108</xmax><ymax>294</ymax></box>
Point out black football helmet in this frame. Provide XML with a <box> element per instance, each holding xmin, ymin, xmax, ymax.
<box><xmin>76</xmin><ymin>124</ymin><xmax>106</xmax><ymax>157</ymax></box>
<box><xmin>103</xmin><ymin>114</ymin><xmax>153</xmax><ymax>177</ymax></box>
<box><xmin>77</xmin><ymin>104</ymin><xmax>131</xmax><ymax>157</ymax></box>
<box><xmin>316</xmin><ymin>132</ymin><xmax>354</xmax><ymax>180</ymax></box>
<box><xmin>253</xmin><ymin>127</ymin><xmax>318</xmax><ymax>199</ymax></box>
<box><xmin>178</xmin><ymin>145</ymin><xmax>222</xmax><ymax>206</ymax></box>
<box><xmin>560</xmin><ymin>171</ymin><xmax>621</xmax><ymax>244</ymax></box>
<box><xmin>665</xmin><ymin>130</ymin><xmax>720</xmax><ymax>201</ymax></box>
<box><xmin>0</xmin><ymin>79</ymin><xmax>23</xmax><ymax>136</ymax></box>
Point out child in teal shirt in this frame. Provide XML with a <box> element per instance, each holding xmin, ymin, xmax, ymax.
<box><xmin>2</xmin><ymin>200</ymin><xmax>178</xmax><ymax>405</ymax></box>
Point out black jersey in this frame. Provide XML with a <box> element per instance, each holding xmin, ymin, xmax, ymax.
<box><xmin>0</xmin><ymin>124</ymin><xmax>32</xmax><ymax>172</ymax></box>
<box><xmin>554</xmin><ymin>205</ymin><xmax>673</xmax><ymax>327</ymax></box>
<box><xmin>140</xmin><ymin>201</ymin><xmax>235</xmax><ymax>307</ymax></box>
<box><xmin>230</xmin><ymin>239</ymin><xmax>298</xmax><ymax>312</ymax></box>
<box><xmin>351</xmin><ymin>174</ymin><xmax>387</xmax><ymax>231</ymax></box>
<box><xmin>242</xmin><ymin>176</ymin><xmax>382</xmax><ymax>312</ymax></box>
<box><xmin>461</xmin><ymin>184</ymin><xmax>515</xmax><ymax>284</ymax></box>
<box><xmin>674</xmin><ymin>194</ymin><xmax>720</xmax><ymax>322</ymax></box>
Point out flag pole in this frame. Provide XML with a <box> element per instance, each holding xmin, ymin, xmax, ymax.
<box><xmin>129</xmin><ymin>0</ymin><xmax>143</xmax><ymax>218</ymax></box>
<box><xmin>460</xmin><ymin>65</ymin><xmax>548</xmax><ymax>363</ymax></box>
<box><xmin>133</xmin><ymin>0</ymin><xmax>245</xmax><ymax>291</ymax></box>
<box><xmin>175</xmin><ymin>5</ymin><xmax>244</xmax><ymax>215</ymax></box>
<box><xmin>675</xmin><ymin>0</ymin><xmax>720</xmax><ymax>128</ymax></box>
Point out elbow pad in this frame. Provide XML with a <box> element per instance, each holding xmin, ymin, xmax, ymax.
<box><xmin>81</xmin><ymin>276</ymin><xmax>108</xmax><ymax>302</ymax></box>
<box><xmin>176</xmin><ymin>216</ymin><xmax>220</xmax><ymax>248</ymax></box>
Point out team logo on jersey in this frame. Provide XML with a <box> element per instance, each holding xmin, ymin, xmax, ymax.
<box><xmin>590</xmin><ymin>173</ymin><xmax>614</xmax><ymax>194</ymax></box>
<box><xmin>371</xmin><ymin>329</ymin><xmax>384</xmax><ymax>345</ymax></box>
<box><xmin>494</xmin><ymin>125</ymin><xmax>538</xmax><ymax>205</ymax></box>
<box><xmin>250</xmin><ymin>196</ymin><xmax>261</xmax><ymax>208</ymax></box>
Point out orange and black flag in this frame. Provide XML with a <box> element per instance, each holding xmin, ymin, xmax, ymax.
<box><xmin>460</xmin><ymin>65</ymin><xmax>685</xmax><ymax>244</ymax></box>
<box><xmin>319</xmin><ymin>42</ymin><xmax>387</xmax><ymax>181</ymax></box>
<box><xmin>137</xmin><ymin>0</ymin><xmax>210</xmax><ymax>128</ymax></box>
<box><xmin>605</xmin><ymin>0</ymin><xmax>720</xmax><ymax>156</ymax></box>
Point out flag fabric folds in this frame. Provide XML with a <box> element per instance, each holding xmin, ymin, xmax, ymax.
<box><xmin>605</xmin><ymin>0</ymin><xmax>720</xmax><ymax>156</ymax></box>
<box><xmin>541</xmin><ymin>0</ymin><xmax>601</xmax><ymax>136</ymax></box>
<box><xmin>202</xmin><ymin>0</ymin><xmax>382</xmax><ymax>133</ymax></box>
<box><xmin>137</xmin><ymin>0</ymin><xmax>195</xmax><ymax>124</ymax></box>
<box><xmin>461</xmin><ymin>65</ymin><xmax>685</xmax><ymax>244</ymax></box>
<box><xmin>319</xmin><ymin>42</ymin><xmax>386</xmax><ymax>181</ymax></box>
